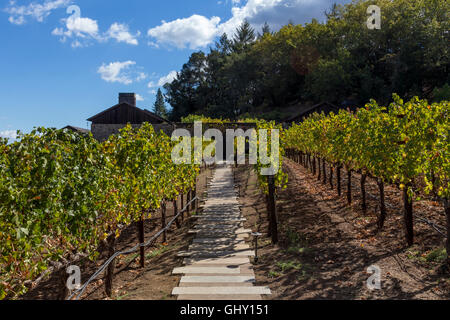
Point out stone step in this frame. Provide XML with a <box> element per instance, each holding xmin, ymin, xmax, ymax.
<box><xmin>192</xmin><ymin>238</ymin><xmax>246</xmax><ymax>244</ymax></box>
<box><xmin>193</xmin><ymin>225</ymin><xmax>243</xmax><ymax>231</ymax></box>
<box><xmin>183</xmin><ymin>257</ymin><xmax>250</xmax><ymax>265</ymax></box>
<box><xmin>195</xmin><ymin>213</ymin><xmax>242</xmax><ymax>217</ymax></box>
<box><xmin>196</xmin><ymin>217</ymin><xmax>242</xmax><ymax>221</ymax></box>
<box><xmin>189</xmin><ymin>243</ymin><xmax>250</xmax><ymax>250</ymax></box>
<box><xmin>180</xmin><ymin>275</ymin><xmax>255</xmax><ymax>283</ymax></box>
<box><xmin>194</xmin><ymin>221</ymin><xmax>246</xmax><ymax>225</ymax></box>
<box><xmin>179</xmin><ymin>283</ymin><xmax>255</xmax><ymax>287</ymax></box>
<box><xmin>172</xmin><ymin>266</ymin><xmax>240</xmax><ymax>274</ymax></box>
<box><xmin>193</xmin><ymin>220</ymin><xmax>244</xmax><ymax>225</ymax></box>
<box><xmin>189</xmin><ymin>233</ymin><xmax>249</xmax><ymax>239</ymax></box>
<box><xmin>188</xmin><ymin>228</ymin><xmax>251</xmax><ymax>234</ymax></box>
<box><xmin>194</xmin><ymin>223</ymin><xmax>243</xmax><ymax>228</ymax></box>
<box><xmin>172</xmin><ymin>286</ymin><xmax>271</xmax><ymax>295</ymax></box>
<box><xmin>177</xmin><ymin>250</ymin><xmax>254</xmax><ymax>257</ymax></box>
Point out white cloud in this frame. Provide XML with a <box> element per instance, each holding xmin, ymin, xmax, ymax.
<box><xmin>136</xmin><ymin>72</ymin><xmax>147</xmax><ymax>81</ymax></box>
<box><xmin>147</xmin><ymin>15</ymin><xmax>221</xmax><ymax>49</ymax></box>
<box><xmin>97</xmin><ymin>61</ymin><xmax>148</xmax><ymax>85</ymax></box>
<box><xmin>97</xmin><ymin>61</ymin><xmax>136</xmax><ymax>85</ymax></box>
<box><xmin>221</xmin><ymin>0</ymin><xmax>344</xmax><ymax>37</ymax></box>
<box><xmin>147</xmin><ymin>0</ymin><xmax>344</xmax><ymax>49</ymax></box>
<box><xmin>135</xmin><ymin>94</ymin><xmax>144</xmax><ymax>101</ymax></box>
<box><xmin>5</xmin><ymin>0</ymin><xmax>71</xmax><ymax>25</ymax></box>
<box><xmin>0</xmin><ymin>130</ymin><xmax>17</xmax><ymax>140</ymax></box>
<box><xmin>50</xmin><ymin>5</ymin><xmax>140</xmax><ymax>47</ymax></box>
<box><xmin>106</xmin><ymin>23</ymin><xmax>140</xmax><ymax>45</ymax></box>
<box><xmin>148</xmin><ymin>70</ymin><xmax>177</xmax><ymax>88</ymax></box>
<box><xmin>51</xmin><ymin>8</ymin><xmax>101</xmax><ymax>47</ymax></box>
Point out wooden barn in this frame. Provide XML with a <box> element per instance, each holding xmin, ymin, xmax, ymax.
<box><xmin>284</xmin><ymin>101</ymin><xmax>340</xmax><ymax>124</ymax></box>
<box><xmin>87</xmin><ymin>93</ymin><xmax>172</xmax><ymax>141</ymax></box>
<box><xmin>87</xmin><ymin>93</ymin><xmax>169</xmax><ymax>125</ymax></box>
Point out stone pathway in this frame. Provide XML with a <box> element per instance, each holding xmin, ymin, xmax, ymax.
<box><xmin>171</xmin><ymin>163</ymin><xmax>271</xmax><ymax>300</ymax></box>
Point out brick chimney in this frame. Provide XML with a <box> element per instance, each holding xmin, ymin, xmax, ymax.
<box><xmin>119</xmin><ymin>93</ymin><xmax>136</xmax><ymax>106</ymax></box>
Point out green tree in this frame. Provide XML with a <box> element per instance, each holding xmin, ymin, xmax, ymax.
<box><xmin>258</xmin><ymin>22</ymin><xmax>271</xmax><ymax>38</ymax></box>
<box><xmin>232</xmin><ymin>19</ymin><xmax>256</xmax><ymax>52</ymax></box>
<box><xmin>164</xmin><ymin>0</ymin><xmax>449</xmax><ymax>120</ymax></box>
<box><xmin>153</xmin><ymin>89</ymin><xmax>168</xmax><ymax>118</ymax></box>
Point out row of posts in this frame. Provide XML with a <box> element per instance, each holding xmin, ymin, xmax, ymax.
<box><xmin>103</xmin><ymin>162</ymin><xmax>213</xmax><ymax>298</ymax></box>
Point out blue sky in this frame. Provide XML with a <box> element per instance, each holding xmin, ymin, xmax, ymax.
<box><xmin>0</xmin><ymin>0</ymin><xmax>349</xmax><ymax>139</ymax></box>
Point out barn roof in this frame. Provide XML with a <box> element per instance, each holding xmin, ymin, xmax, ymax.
<box><xmin>87</xmin><ymin>102</ymin><xmax>170</xmax><ymax>124</ymax></box>
<box><xmin>63</xmin><ymin>125</ymin><xmax>90</xmax><ymax>134</ymax></box>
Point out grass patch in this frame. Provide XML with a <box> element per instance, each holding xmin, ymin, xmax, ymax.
<box><xmin>297</xmin><ymin>270</ymin><xmax>311</xmax><ymax>282</ymax></box>
<box><xmin>406</xmin><ymin>250</ymin><xmax>420</xmax><ymax>260</ymax></box>
<box><xmin>406</xmin><ymin>247</ymin><xmax>447</xmax><ymax>264</ymax></box>
<box><xmin>425</xmin><ymin>248</ymin><xmax>447</xmax><ymax>263</ymax></box>
<box><xmin>115</xmin><ymin>292</ymin><xmax>130</xmax><ymax>300</ymax></box>
<box><xmin>145</xmin><ymin>244</ymin><xmax>173</xmax><ymax>259</ymax></box>
<box><xmin>124</xmin><ymin>253</ymin><xmax>139</xmax><ymax>263</ymax></box>
<box><xmin>286</xmin><ymin>228</ymin><xmax>301</xmax><ymax>245</ymax></box>
<box><xmin>277</xmin><ymin>261</ymin><xmax>303</xmax><ymax>272</ymax></box>
<box><xmin>268</xmin><ymin>270</ymin><xmax>282</xmax><ymax>278</ymax></box>
<box><xmin>286</xmin><ymin>246</ymin><xmax>312</xmax><ymax>255</ymax></box>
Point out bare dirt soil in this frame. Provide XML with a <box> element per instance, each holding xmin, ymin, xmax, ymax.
<box><xmin>22</xmin><ymin>165</ymin><xmax>214</xmax><ymax>300</ymax></box>
<box><xmin>23</xmin><ymin>161</ymin><xmax>449</xmax><ymax>300</ymax></box>
<box><xmin>234</xmin><ymin>160</ymin><xmax>449</xmax><ymax>300</ymax></box>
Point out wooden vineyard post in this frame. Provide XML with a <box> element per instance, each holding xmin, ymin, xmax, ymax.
<box><xmin>312</xmin><ymin>156</ymin><xmax>316</xmax><ymax>175</ymax></box>
<box><xmin>104</xmin><ymin>234</ymin><xmax>116</xmax><ymax>297</ymax></box>
<box><xmin>377</xmin><ymin>178</ymin><xmax>386</xmax><ymax>229</ymax></box>
<box><xmin>58</xmin><ymin>265</ymin><xmax>70</xmax><ymax>300</ymax></box>
<box><xmin>347</xmin><ymin>168</ymin><xmax>352</xmax><ymax>205</ymax></box>
<box><xmin>138</xmin><ymin>214</ymin><xmax>145</xmax><ymax>268</ymax></box>
<box><xmin>187</xmin><ymin>190</ymin><xmax>191</xmax><ymax>216</ymax></box>
<box><xmin>329</xmin><ymin>164</ymin><xmax>333</xmax><ymax>189</ymax></box>
<box><xmin>181</xmin><ymin>193</ymin><xmax>184</xmax><ymax>222</ymax></box>
<box><xmin>266</xmin><ymin>194</ymin><xmax>271</xmax><ymax>237</ymax></box>
<box><xmin>402</xmin><ymin>186</ymin><xmax>414</xmax><ymax>246</ymax></box>
<box><xmin>267</xmin><ymin>175</ymin><xmax>278</xmax><ymax>244</ymax></box>
<box><xmin>337</xmin><ymin>165</ymin><xmax>342</xmax><ymax>196</ymax></box>
<box><xmin>265</xmin><ymin>160</ymin><xmax>272</xmax><ymax>234</ymax></box>
<box><xmin>205</xmin><ymin>165</ymin><xmax>208</xmax><ymax>190</ymax></box>
<box><xmin>360</xmin><ymin>173</ymin><xmax>367</xmax><ymax>213</ymax></box>
<box><xmin>322</xmin><ymin>159</ymin><xmax>327</xmax><ymax>185</ymax></box>
<box><xmin>191</xmin><ymin>185</ymin><xmax>196</xmax><ymax>211</ymax></box>
<box><xmin>318</xmin><ymin>158</ymin><xmax>321</xmax><ymax>181</ymax></box>
<box><xmin>193</xmin><ymin>185</ymin><xmax>197</xmax><ymax>211</ymax></box>
<box><xmin>174</xmin><ymin>198</ymin><xmax>181</xmax><ymax>229</ymax></box>
<box><xmin>161</xmin><ymin>201</ymin><xmax>167</xmax><ymax>243</ymax></box>
<box><xmin>444</xmin><ymin>199</ymin><xmax>450</xmax><ymax>267</ymax></box>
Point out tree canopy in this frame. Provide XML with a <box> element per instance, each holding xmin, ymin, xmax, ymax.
<box><xmin>153</xmin><ymin>88</ymin><xmax>168</xmax><ymax>119</ymax></box>
<box><xmin>164</xmin><ymin>0</ymin><xmax>449</xmax><ymax>121</ymax></box>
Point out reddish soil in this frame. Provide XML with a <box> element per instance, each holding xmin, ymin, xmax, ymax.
<box><xmin>235</xmin><ymin>160</ymin><xmax>449</xmax><ymax>300</ymax></box>
<box><xmin>21</xmin><ymin>161</ymin><xmax>449</xmax><ymax>300</ymax></box>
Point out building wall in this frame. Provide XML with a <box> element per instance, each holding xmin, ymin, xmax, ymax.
<box><xmin>91</xmin><ymin>123</ymin><xmax>257</xmax><ymax>142</ymax></box>
<box><xmin>91</xmin><ymin>123</ymin><xmax>179</xmax><ymax>141</ymax></box>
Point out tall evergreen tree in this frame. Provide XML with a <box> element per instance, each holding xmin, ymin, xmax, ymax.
<box><xmin>153</xmin><ymin>88</ymin><xmax>168</xmax><ymax>118</ymax></box>
<box><xmin>258</xmin><ymin>22</ymin><xmax>271</xmax><ymax>38</ymax></box>
<box><xmin>232</xmin><ymin>19</ymin><xmax>256</xmax><ymax>52</ymax></box>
